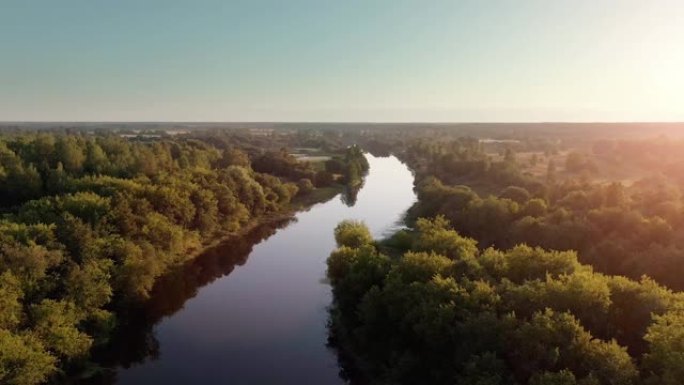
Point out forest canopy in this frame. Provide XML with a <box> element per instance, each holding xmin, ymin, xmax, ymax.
<box><xmin>0</xmin><ymin>131</ymin><xmax>364</xmax><ymax>384</ymax></box>
<box><xmin>3</xmin><ymin>124</ymin><xmax>684</xmax><ymax>384</ymax></box>
<box><xmin>327</xmin><ymin>217</ymin><xmax>684</xmax><ymax>385</ymax></box>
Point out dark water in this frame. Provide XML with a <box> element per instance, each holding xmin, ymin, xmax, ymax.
<box><xmin>111</xmin><ymin>154</ymin><xmax>415</xmax><ymax>384</ymax></box>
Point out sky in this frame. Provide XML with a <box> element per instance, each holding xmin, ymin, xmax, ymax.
<box><xmin>1</xmin><ymin>0</ymin><xmax>683</xmax><ymax>122</ymax></box>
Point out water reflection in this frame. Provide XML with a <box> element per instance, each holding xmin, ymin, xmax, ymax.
<box><xmin>340</xmin><ymin>180</ymin><xmax>364</xmax><ymax>207</ymax></box>
<box><xmin>93</xmin><ymin>154</ymin><xmax>416</xmax><ymax>385</ymax></box>
<box><xmin>85</xmin><ymin>219</ymin><xmax>294</xmax><ymax>384</ymax></box>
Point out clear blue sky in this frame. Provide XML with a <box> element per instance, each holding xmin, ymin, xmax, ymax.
<box><xmin>1</xmin><ymin>0</ymin><xmax>683</xmax><ymax>122</ymax></box>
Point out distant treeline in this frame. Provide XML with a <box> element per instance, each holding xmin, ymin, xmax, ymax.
<box><xmin>398</xmin><ymin>138</ymin><xmax>684</xmax><ymax>291</ymax></box>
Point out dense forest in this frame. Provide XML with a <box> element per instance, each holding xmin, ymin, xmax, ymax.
<box><xmin>325</xmin><ymin>127</ymin><xmax>684</xmax><ymax>385</ymax></box>
<box><xmin>398</xmin><ymin>138</ymin><xmax>684</xmax><ymax>291</ymax></box>
<box><xmin>327</xmin><ymin>217</ymin><xmax>684</xmax><ymax>384</ymax></box>
<box><xmin>0</xmin><ymin>130</ymin><xmax>366</xmax><ymax>384</ymax></box>
<box><xmin>3</xmin><ymin>123</ymin><xmax>684</xmax><ymax>384</ymax></box>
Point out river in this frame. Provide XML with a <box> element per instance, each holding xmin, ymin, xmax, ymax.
<box><xmin>110</xmin><ymin>154</ymin><xmax>416</xmax><ymax>384</ymax></box>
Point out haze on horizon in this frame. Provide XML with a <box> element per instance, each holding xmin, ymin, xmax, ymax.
<box><xmin>1</xmin><ymin>0</ymin><xmax>683</xmax><ymax>123</ymax></box>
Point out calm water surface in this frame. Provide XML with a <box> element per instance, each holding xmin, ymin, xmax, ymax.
<box><xmin>115</xmin><ymin>154</ymin><xmax>415</xmax><ymax>384</ymax></box>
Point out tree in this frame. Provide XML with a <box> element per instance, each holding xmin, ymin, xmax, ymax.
<box><xmin>54</xmin><ymin>137</ymin><xmax>85</xmax><ymax>174</ymax></box>
<box><xmin>643</xmin><ymin>311</ymin><xmax>684</xmax><ymax>385</ymax></box>
<box><xmin>412</xmin><ymin>216</ymin><xmax>478</xmax><ymax>261</ymax></box>
<box><xmin>0</xmin><ymin>271</ymin><xmax>23</xmax><ymax>330</ymax></box>
<box><xmin>0</xmin><ymin>164</ymin><xmax>43</xmax><ymax>205</ymax></box>
<box><xmin>65</xmin><ymin>258</ymin><xmax>113</xmax><ymax>313</ymax></box>
<box><xmin>84</xmin><ymin>140</ymin><xmax>108</xmax><ymax>174</ymax></box>
<box><xmin>326</xmin><ymin>216</ymin><xmax>658</xmax><ymax>384</ymax></box>
<box><xmin>191</xmin><ymin>189</ymin><xmax>219</xmax><ymax>236</ymax></box>
<box><xmin>31</xmin><ymin>299</ymin><xmax>92</xmax><ymax>359</ymax></box>
<box><xmin>297</xmin><ymin>178</ymin><xmax>314</xmax><ymax>196</ymax></box>
<box><xmin>219</xmin><ymin>148</ymin><xmax>250</xmax><ymax>168</ymax></box>
<box><xmin>386</xmin><ymin>251</ymin><xmax>454</xmax><ymax>285</ymax></box>
<box><xmin>334</xmin><ymin>220</ymin><xmax>373</xmax><ymax>248</ymax></box>
<box><xmin>499</xmin><ymin>186</ymin><xmax>531</xmax><ymax>204</ymax></box>
<box><xmin>59</xmin><ymin>192</ymin><xmax>111</xmax><ymax>226</ymax></box>
<box><xmin>509</xmin><ymin>309</ymin><xmax>636</xmax><ymax>384</ymax></box>
<box><xmin>29</xmin><ymin>134</ymin><xmax>56</xmax><ymax>167</ymax></box>
<box><xmin>522</xmin><ymin>198</ymin><xmax>548</xmax><ymax>217</ymax></box>
<box><xmin>501</xmin><ymin>245</ymin><xmax>580</xmax><ymax>283</ymax></box>
<box><xmin>0</xmin><ymin>329</ymin><xmax>56</xmax><ymax>385</ymax></box>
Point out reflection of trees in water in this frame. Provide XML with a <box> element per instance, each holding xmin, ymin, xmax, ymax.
<box><xmin>340</xmin><ymin>180</ymin><xmax>364</xmax><ymax>207</ymax></box>
<box><xmin>81</xmin><ymin>218</ymin><xmax>294</xmax><ymax>384</ymax></box>
<box><xmin>326</xmin><ymin>310</ymin><xmax>365</xmax><ymax>385</ymax></box>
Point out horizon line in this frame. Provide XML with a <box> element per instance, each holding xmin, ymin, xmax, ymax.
<box><xmin>3</xmin><ymin>121</ymin><xmax>684</xmax><ymax>125</ymax></box>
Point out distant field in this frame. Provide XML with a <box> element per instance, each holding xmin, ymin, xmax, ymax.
<box><xmin>294</xmin><ymin>155</ymin><xmax>331</xmax><ymax>162</ymax></box>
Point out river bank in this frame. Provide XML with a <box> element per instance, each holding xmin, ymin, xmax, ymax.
<box><xmin>187</xmin><ymin>185</ymin><xmax>343</xmax><ymax>262</ymax></box>
<box><xmin>84</xmin><ymin>154</ymin><xmax>415</xmax><ymax>385</ymax></box>
<box><xmin>67</xmin><ymin>184</ymin><xmax>344</xmax><ymax>383</ymax></box>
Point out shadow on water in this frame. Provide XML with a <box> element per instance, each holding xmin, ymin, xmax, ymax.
<box><xmin>82</xmin><ymin>217</ymin><xmax>296</xmax><ymax>384</ymax></box>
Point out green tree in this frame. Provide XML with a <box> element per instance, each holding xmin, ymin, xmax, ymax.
<box><xmin>191</xmin><ymin>189</ymin><xmax>219</xmax><ymax>236</ymax></box>
<box><xmin>84</xmin><ymin>140</ymin><xmax>108</xmax><ymax>174</ymax></box>
<box><xmin>334</xmin><ymin>220</ymin><xmax>373</xmax><ymax>248</ymax></box>
<box><xmin>499</xmin><ymin>186</ymin><xmax>531</xmax><ymax>204</ymax></box>
<box><xmin>54</xmin><ymin>137</ymin><xmax>85</xmax><ymax>174</ymax></box>
<box><xmin>0</xmin><ymin>271</ymin><xmax>23</xmax><ymax>330</ymax></box>
<box><xmin>0</xmin><ymin>330</ymin><xmax>56</xmax><ymax>385</ymax></box>
<box><xmin>219</xmin><ymin>147</ymin><xmax>250</xmax><ymax>168</ymax></box>
<box><xmin>412</xmin><ymin>216</ymin><xmax>478</xmax><ymax>261</ymax></box>
<box><xmin>643</xmin><ymin>311</ymin><xmax>684</xmax><ymax>385</ymax></box>
<box><xmin>31</xmin><ymin>299</ymin><xmax>92</xmax><ymax>359</ymax></box>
